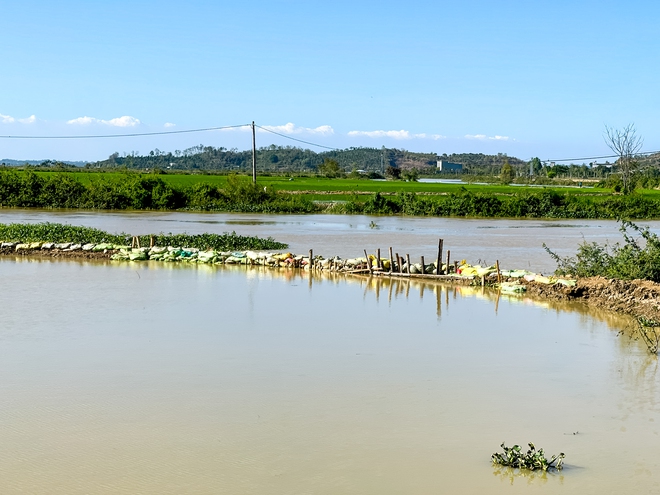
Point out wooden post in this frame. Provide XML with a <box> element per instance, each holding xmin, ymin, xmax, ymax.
<box><xmin>251</xmin><ymin>121</ymin><xmax>257</xmax><ymax>184</ymax></box>
<box><xmin>309</xmin><ymin>249</ymin><xmax>313</xmax><ymax>270</ymax></box>
<box><xmin>406</xmin><ymin>254</ymin><xmax>412</xmax><ymax>274</ymax></box>
<box><xmin>364</xmin><ymin>249</ymin><xmax>372</xmax><ymax>273</ymax></box>
<box><xmin>389</xmin><ymin>247</ymin><xmax>394</xmax><ymax>274</ymax></box>
<box><xmin>420</xmin><ymin>256</ymin><xmax>425</xmax><ymax>275</ymax></box>
<box><xmin>496</xmin><ymin>260</ymin><xmax>502</xmax><ymax>284</ymax></box>
<box><xmin>396</xmin><ymin>253</ymin><xmax>402</xmax><ymax>273</ymax></box>
<box><xmin>436</xmin><ymin>239</ymin><xmax>443</xmax><ymax>276</ymax></box>
<box><xmin>481</xmin><ymin>275</ymin><xmax>486</xmax><ymax>286</ymax></box>
<box><xmin>454</xmin><ymin>260</ymin><xmax>458</xmax><ymax>275</ymax></box>
<box><xmin>446</xmin><ymin>250</ymin><xmax>450</xmax><ymax>275</ymax></box>
<box><xmin>150</xmin><ymin>235</ymin><xmax>154</xmax><ymax>248</ymax></box>
<box><xmin>376</xmin><ymin>248</ymin><xmax>381</xmax><ymax>270</ymax></box>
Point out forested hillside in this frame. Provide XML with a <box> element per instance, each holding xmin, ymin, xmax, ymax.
<box><xmin>85</xmin><ymin>145</ymin><xmax>524</xmax><ymax>174</ymax></box>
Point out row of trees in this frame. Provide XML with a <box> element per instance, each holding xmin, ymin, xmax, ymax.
<box><xmin>88</xmin><ymin>146</ymin><xmax>535</xmax><ymax>176</ymax></box>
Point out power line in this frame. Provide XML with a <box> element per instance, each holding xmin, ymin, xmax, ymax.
<box><xmin>545</xmin><ymin>150</ymin><xmax>660</xmax><ymax>163</ymax></box>
<box><xmin>0</xmin><ymin>123</ymin><xmax>250</xmax><ymax>139</ymax></box>
<box><xmin>255</xmin><ymin>125</ymin><xmax>338</xmax><ymax>150</ymax></box>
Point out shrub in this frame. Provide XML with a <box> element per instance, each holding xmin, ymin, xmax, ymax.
<box><xmin>545</xmin><ymin>220</ymin><xmax>660</xmax><ymax>282</ymax></box>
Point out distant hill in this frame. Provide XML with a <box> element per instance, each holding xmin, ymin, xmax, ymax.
<box><xmin>1</xmin><ymin>158</ymin><xmax>88</xmax><ymax>167</ymax></box>
<box><xmin>87</xmin><ymin>146</ymin><xmax>527</xmax><ymax>174</ymax></box>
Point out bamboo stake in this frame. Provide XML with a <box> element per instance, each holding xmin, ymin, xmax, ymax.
<box><xmin>420</xmin><ymin>256</ymin><xmax>425</xmax><ymax>275</ymax></box>
<box><xmin>376</xmin><ymin>248</ymin><xmax>382</xmax><ymax>270</ymax></box>
<box><xmin>309</xmin><ymin>249</ymin><xmax>313</xmax><ymax>270</ymax></box>
<box><xmin>496</xmin><ymin>260</ymin><xmax>502</xmax><ymax>284</ymax></box>
<box><xmin>364</xmin><ymin>249</ymin><xmax>372</xmax><ymax>273</ymax></box>
<box><xmin>406</xmin><ymin>254</ymin><xmax>412</xmax><ymax>274</ymax></box>
<box><xmin>389</xmin><ymin>247</ymin><xmax>394</xmax><ymax>274</ymax></box>
<box><xmin>436</xmin><ymin>239</ymin><xmax>443</xmax><ymax>275</ymax></box>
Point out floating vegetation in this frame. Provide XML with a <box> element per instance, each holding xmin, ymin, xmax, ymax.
<box><xmin>0</xmin><ymin>222</ymin><xmax>287</xmax><ymax>251</ymax></box>
<box><xmin>491</xmin><ymin>443</ymin><xmax>565</xmax><ymax>472</ymax></box>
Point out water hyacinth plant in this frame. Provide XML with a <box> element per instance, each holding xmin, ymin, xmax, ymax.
<box><xmin>0</xmin><ymin>222</ymin><xmax>287</xmax><ymax>251</ymax></box>
<box><xmin>491</xmin><ymin>443</ymin><xmax>565</xmax><ymax>471</ymax></box>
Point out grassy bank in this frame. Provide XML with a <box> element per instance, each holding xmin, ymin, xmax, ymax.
<box><xmin>3</xmin><ymin>169</ymin><xmax>660</xmax><ymax>218</ymax></box>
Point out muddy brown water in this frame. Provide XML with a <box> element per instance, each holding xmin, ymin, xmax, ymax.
<box><xmin>2</xmin><ymin>211</ymin><xmax>660</xmax><ymax>493</ymax></box>
<box><xmin>3</xmin><ymin>208</ymin><xmax>660</xmax><ymax>273</ymax></box>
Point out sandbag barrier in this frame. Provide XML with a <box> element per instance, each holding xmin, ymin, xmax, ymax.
<box><xmin>2</xmin><ymin>241</ymin><xmax>120</xmax><ymax>253</ymax></box>
<box><xmin>1</xmin><ymin>238</ymin><xmax>577</xmax><ymax>290</ymax></box>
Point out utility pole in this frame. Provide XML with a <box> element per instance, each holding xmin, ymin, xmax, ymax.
<box><xmin>381</xmin><ymin>146</ymin><xmax>385</xmax><ymax>174</ymax></box>
<box><xmin>251</xmin><ymin>121</ymin><xmax>257</xmax><ymax>184</ymax></box>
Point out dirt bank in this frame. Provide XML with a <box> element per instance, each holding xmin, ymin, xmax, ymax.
<box><xmin>523</xmin><ymin>276</ymin><xmax>660</xmax><ymax>320</ymax></box>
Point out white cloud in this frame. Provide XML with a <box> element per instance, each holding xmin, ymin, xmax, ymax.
<box><xmin>67</xmin><ymin>116</ymin><xmax>96</xmax><ymax>125</ymax></box>
<box><xmin>18</xmin><ymin>115</ymin><xmax>37</xmax><ymax>124</ymax></box>
<box><xmin>105</xmin><ymin>116</ymin><xmax>141</xmax><ymax>127</ymax></box>
<box><xmin>348</xmin><ymin>129</ymin><xmax>445</xmax><ymax>140</ymax></box>
<box><xmin>414</xmin><ymin>133</ymin><xmax>446</xmax><ymax>140</ymax></box>
<box><xmin>1</xmin><ymin>113</ymin><xmax>37</xmax><ymax>124</ymax></box>
<box><xmin>261</xmin><ymin>122</ymin><xmax>334</xmax><ymax>136</ymax></box>
<box><xmin>164</xmin><ymin>122</ymin><xmax>176</xmax><ymax>128</ymax></box>
<box><xmin>465</xmin><ymin>134</ymin><xmax>511</xmax><ymax>141</ymax></box>
<box><xmin>67</xmin><ymin>115</ymin><xmax>141</xmax><ymax>127</ymax></box>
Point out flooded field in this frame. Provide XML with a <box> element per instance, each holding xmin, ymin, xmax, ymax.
<box><xmin>3</xmin><ymin>208</ymin><xmax>660</xmax><ymax>274</ymax></box>
<box><xmin>2</xmin><ymin>211</ymin><xmax>660</xmax><ymax>493</ymax></box>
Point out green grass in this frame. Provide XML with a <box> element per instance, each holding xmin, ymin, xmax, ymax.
<box><xmin>0</xmin><ymin>222</ymin><xmax>288</xmax><ymax>250</ymax></box>
<box><xmin>29</xmin><ymin>170</ymin><xmax>616</xmax><ymax>197</ymax></box>
<box><xmin>8</xmin><ymin>170</ymin><xmax>660</xmax><ymax>218</ymax></box>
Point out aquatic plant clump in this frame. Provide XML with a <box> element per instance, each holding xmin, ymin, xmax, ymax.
<box><xmin>491</xmin><ymin>443</ymin><xmax>565</xmax><ymax>471</ymax></box>
<box><xmin>0</xmin><ymin>222</ymin><xmax>125</xmax><ymax>245</ymax></box>
<box><xmin>0</xmin><ymin>222</ymin><xmax>287</xmax><ymax>251</ymax></box>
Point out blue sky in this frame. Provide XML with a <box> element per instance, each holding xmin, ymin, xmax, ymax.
<box><xmin>1</xmin><ymin>0</ymin><xmax>659</xmax><ymax>163</ymax></box>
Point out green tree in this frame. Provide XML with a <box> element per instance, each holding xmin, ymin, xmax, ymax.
<box><xmin>386</xmin><ymin>165</ymin><xmax>402</xmax><ymax>180</ymax></box>
<box><xmin>529</xmin><ymin>157</ymin><xmax>542</xmax><ymax>176</ymax></box>
<box><xmin>500</xmin><ymin>161</ymin><xmax>515</xmax><ymax>184</ymax></box>
<box><xmin>402</xmin><ymin>168</ymin><xmax>419</xmax><ymax>182</ymax></box>
<box><xmin>318</xmin><ymin>158</ymin><xmax>342</xmax><ymax>178</ymax></box>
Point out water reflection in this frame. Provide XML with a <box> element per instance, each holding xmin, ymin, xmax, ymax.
<box><xmin>492</xmin><ymin>465</ymin><xmax>565</xmax><ymax>486</ymax></box>
<box><xmin>3</xmin><ymin>255</ymin><xmax>633</xmax><ymax>331</ymax></box>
